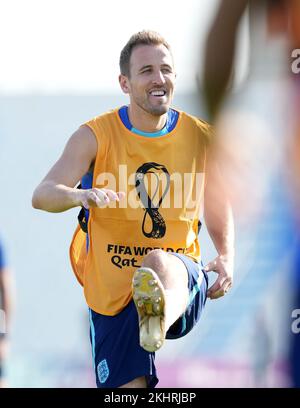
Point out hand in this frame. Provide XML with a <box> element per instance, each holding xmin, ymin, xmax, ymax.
<box><xmin>79</xmin><ymin>188</ymin><xmax>126</xmax><ymax>209</ymax></box>
<box><xmin>204</xmin><ymin>254</ymin><xmax>233</xmax><ymax>299</ymax></box>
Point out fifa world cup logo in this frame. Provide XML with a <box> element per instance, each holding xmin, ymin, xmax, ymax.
<box><xmin>135</xmin><ymin>162</ymin><xmax>170</xmax><ymax>239</ymax></box>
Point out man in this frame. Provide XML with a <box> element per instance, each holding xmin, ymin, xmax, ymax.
<box><xmin>32</xmin><ymin>31</ymin><xmax>234</xmax><ymax>388</ymax></box>
<box><xmin>203</xmin><ymin>0</ymin><xmax>300</xmax><ymax>387</ymax></box>
<box><xmin>0</xmin><ymin>237</ymin><xmax>14</xmax><ymax>388</ymax></box>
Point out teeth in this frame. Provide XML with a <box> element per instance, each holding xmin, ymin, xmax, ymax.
<box><xmin>150</xmin><ymin>91</ymin><xmax>165</xmax><ymax>96</ymax></box>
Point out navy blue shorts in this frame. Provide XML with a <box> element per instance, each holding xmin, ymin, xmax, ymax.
<box><xmin>89</xmin><ymin>253</ymin><xmax>208</xmax><ymax>388</ymax></box>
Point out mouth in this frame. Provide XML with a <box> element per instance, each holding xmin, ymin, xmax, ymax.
<box><xmin>149</xmin><ymin>89</ymin><xmax>167</xmax><ymax>97</ymax></box>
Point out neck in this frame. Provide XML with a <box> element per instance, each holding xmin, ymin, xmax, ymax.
<box><xmin>128</xmin><ymin>104</ymin><xmax>168</xmax><ymax>133</ymax></box>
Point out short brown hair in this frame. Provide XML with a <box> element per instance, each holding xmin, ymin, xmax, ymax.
<box><xmin>119</xmin><ymin>30</ymin><xmax>172</xmax><ymax>77</ymax></box>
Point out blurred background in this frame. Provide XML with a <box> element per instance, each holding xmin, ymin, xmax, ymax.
<box><xmin>0</xmin><ymin>0</ymin><xmax>299</xmax><ymax>387</ymax></box>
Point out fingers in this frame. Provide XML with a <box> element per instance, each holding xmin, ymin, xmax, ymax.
<box><xmin>103</xmin><ymin>189</ymin><xmax>120</xmax><ymax>202</ymax></box>
<box><xmin>117</xmin><ymin>191</ymin><xmax>126</xmax><ymax>200</ymax></box>
<box><xmin>204</xmin><ymin>259</ymin><xmax>218</xmax><ymax>273</ymax></box>
<box><xmin>204</xmin><ymin>255</ymin><xmax>234</xmax><ymax>300</ymax></box>
<box><xmin>88</xmin><ymin>189</ymin><xmax>108</xmax><ymax>208</ymax></box>
<box><xmin>82</xmin><ymin>188</ymin><xmax>126</xmax><ymax>209</ymax></box>
<box><xmin>207</xmin><ymin>276</ymin><xmax>226</xmax><ymax>298</ymax></box>
<box><xmin>207</xmin><ymin>278</ymin><xmax>232</xmax><ymax>299</ymax></box>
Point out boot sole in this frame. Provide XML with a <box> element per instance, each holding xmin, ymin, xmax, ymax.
<box><xmin>132</xmin><ymin>267</ymin><xmax>166</xmax><ymax>352</ymax></box>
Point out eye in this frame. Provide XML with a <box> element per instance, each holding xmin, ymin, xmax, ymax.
<box><xmin>140</xmin><ymin>68</ymin><xmax>152</xmax><ymax>74</ymax></box>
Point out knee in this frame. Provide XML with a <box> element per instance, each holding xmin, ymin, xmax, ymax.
<box><xmin>142</xmin><ymin>249</ymin><xmax>168</xmax><ymax>273</ymax></box>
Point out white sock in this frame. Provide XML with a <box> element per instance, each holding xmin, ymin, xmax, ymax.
<box><xmin>164</xmin><ymin>288</ymin><xmax>189</xmax><ymax>331</ymax></box>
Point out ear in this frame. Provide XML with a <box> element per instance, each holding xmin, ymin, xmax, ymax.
<box><xmin>119</xmin><ymin>74</ymin><xmax>130</xmax><ymax>94</ymax></box>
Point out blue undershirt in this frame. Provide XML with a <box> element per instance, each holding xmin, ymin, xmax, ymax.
<box><xmin>118</xmin><ymin>105</ymin><xmax>178</xmax><ymax>137</ymax></box>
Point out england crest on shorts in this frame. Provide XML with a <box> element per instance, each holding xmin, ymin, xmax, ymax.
<box><xmin>97</xmin><ymin>359</ymin><xmax>109</xmax><ymax>384</ymax></box>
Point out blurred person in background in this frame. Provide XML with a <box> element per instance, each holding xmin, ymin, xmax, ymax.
<box><xmin>202</xmin><ymin>0</ymin><xmax>300</xmax><ymax>387</ymax></box>
<box><xmin>202</xmin><ymin>0</ymin><xmax>290</xmax><ymax>221</ymax></box>
<box><xmin>32</xmin><ymin>30</ymin><xmax>235</xmax><ymax>388</ymax></box>
<box><xmin>288</xmin><ymin>0</ymin><xmax>300</xmax><ymax>388</ymax></box>
<box><xmin>0</xmin><ymin>236</ymin><xmax>15</xmax><ymax>388</ymax></box>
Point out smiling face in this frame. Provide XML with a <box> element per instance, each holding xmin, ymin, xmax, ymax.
<box><xmin>119</xmin><ymin>44</ymin><xmax>176</xmax><ymax>117</ymax></box>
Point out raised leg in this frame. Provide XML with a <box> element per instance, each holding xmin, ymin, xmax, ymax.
<box><xmin>132</xmin><ymin>249</ymin><xmax>190</xmax><ymax>352</ymax></box>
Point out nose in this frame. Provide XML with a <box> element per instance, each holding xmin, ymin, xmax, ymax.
<box><xmin>151</xmin><ymin>69</ymin><xmax>166</xmax><ymax>85</ymax></box>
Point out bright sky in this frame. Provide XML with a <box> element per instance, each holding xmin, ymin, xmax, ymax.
<box><xmin>0</xmin><ymin>0</ymin><xmax>220</xmax><ymax>93</ymax></box>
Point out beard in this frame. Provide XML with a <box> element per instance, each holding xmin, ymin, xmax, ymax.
<box><xmin>145</xmin><ymin>103</ymin><xmax>169</xmax><ymax>116</ymax></box>
<box><xmin>135</xmin><ymin>94</ymin><xmax>173</xmax><ymax>117</ymax></box>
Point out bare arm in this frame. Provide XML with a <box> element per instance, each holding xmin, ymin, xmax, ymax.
<box><xmin>202</xmin><ymin>0</ymin><xmax>249</xmax><ymax>120</ymax></box>
<box><xmin>203</xmin><ymin>151</ymin><xmax>235</xmax><ymax>299</ymax></box>
<box><xmin>32</xmin><ymin>124</ymin><xmax>125</xmax><ymax>213</ymax></box>
<box><xmin>32</xmin><ymin>125</ymin><xmax>98</xmax><ymax>212</ymax></box>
